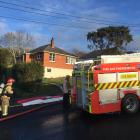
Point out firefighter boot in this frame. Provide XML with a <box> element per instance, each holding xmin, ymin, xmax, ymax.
<box><xmin>2</xmin><ymin>105</ymin><xmax>9</xmax><ymax>117</ymax></box>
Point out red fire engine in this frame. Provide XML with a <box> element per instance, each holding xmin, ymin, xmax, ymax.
<box><xmin>72</xmin><ymin>53</ymin><xmax>140</xmax><ymax>114</ymax></box>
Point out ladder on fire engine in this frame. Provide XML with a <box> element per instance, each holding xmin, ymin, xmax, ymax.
<box><xmin>82</xmin><ymin>59</ymin><xmax>101</xmax><ymax>110</ymax></box>
<box><xmin>82</xmin><ymin>63</ymin><xmax>94</xmax><ymax>109</ymax></box>
<box><xmin>74</xmin><ymin>59</ymin><xmax>100</xmax><ymax>109</ymax></box>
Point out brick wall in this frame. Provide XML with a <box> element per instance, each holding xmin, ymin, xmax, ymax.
<box><xmin>43</xmin><ymin>52</ymin><xmax>75</xmax><ymax>69</ymax></box>
<box><xmin>24</xmin><ymin>53</ymin><xmax>31</xmax><ymax>63</ymax></box>
<box><xmin>24</xmin><ymin>52</ymin><xmax>76</xmax><ymax>70</ymax></box>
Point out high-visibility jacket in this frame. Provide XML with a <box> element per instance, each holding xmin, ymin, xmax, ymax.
<box><xmin>3</xmin><ymin>84</ymin><xmax>13</xmax><ymax>96</ymax></box>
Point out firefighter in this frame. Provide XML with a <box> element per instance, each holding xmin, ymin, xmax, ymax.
<box><xmin>1</xmin><ymin>78</ymin><xmax>15</xmax><ymax>116</ymax></box>
<box><xmin>63</xmin><ymin>75</ymin><xmax>71</xmax><ymax>108</ymax></box>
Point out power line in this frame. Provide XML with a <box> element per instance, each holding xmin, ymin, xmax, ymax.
<box><xmin>0</xmin><ymin>5</ymin><xmax>120</xmax><ymax>27</ymax></box>
<box><xmin>15</xmin><ymin>0</ymin><xmax>120</xmax><ymax>22</ymax></box>
<box><xmin>0</xmin><ymin>0</ymin><xmax>139</xmax><ymax>27</ymax></box>
<box><xmin>0</xmin><ymin>5</ymin><xmax>65</xmax><ymax>19</ymax></box>
<box><xmin>13</xmin><ymin>0</ymin><xmax>69</xmax><ymax>14</ymax></box>
<box><xmin>0</xmin><ymin>1</ymin><xmax>139</xmax><ymax>32</ymax></box>
<box><xmin>0</xmin><ymin>11</ymin><xmax>139</xmax><ymax>32</ymax></box>
<box><xmin>0</xmin><ymin>15</ymin><xmax>140</xmax><ymax>41</ymax></box>
<box><xmin>0</xmin><ymin>15</ymin><xmax>95</xmax><ymax>30</ymax></box>
<box><xmin>0</xmin><ymin>3</ymin><xmax>139</xmax><ymax>29</ymax></box>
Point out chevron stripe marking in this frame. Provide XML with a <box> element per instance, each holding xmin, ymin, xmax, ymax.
<box><xmin>118</xmin><ymin>81</ymin><xmax>125</xmax><ymax>88</ymax></box>
<box><xmin>102</xmin><ymin>83</ymin><xmax>109</xmax><ymax>90</ymax></box>
<box><xmin>108</xmin><ymin>82</ymin><xmax>114</xmax><ymax>89</ymax></box>
<box><xmin>132</xmin><ymin>80</ymin><xmax>137</xmax><ymax>87</ymax></box>
<box><xmin>129</xmin><ymin>80</ymin><xmax>135</xmax><ymax>87</ymax></box>
<box><xmin>94</xmin><ymin>80</ymin><xmax>140</xmax><ymax>90</ymax></box>
<box><xmin>113</xmin><ymin>82</ymin><xmax>118</xmax><ymax>89</ymax></box>
<box><xmin>124</xmin><ymin>81</ymin><xmax>130</xmax><ymax>88</ymax></box>
<box><xmin>98</xmin><ymin>83</ymin><xmax>104</xmax><ymax>90</ymax></box>
<box><xmin>134</xmin><ymin>80</ymin><xmax>139</xmax><ymax>87</ymax></box>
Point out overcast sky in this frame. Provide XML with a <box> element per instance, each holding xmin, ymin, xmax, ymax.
<box><xmin>0</xmin><ymin>0</ymin><xmax>140</xmax><ymax>52</ymax></box>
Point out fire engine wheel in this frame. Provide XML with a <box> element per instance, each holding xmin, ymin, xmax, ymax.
<box><xmin>122</xmin><ymin>94</ymin><xmax>139</xmax><ymax>114</ymax></box>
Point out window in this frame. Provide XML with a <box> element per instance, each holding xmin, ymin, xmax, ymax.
<box><xmin>36</xmin><ymin>54</ymin><xmax>41</xmax><ymax>60</ymax></box>
<box><xmin>47</xmin><ymin>68</ymin><xmax>51</xmax><ymax>72</ymax></box>
<box><xmin>66</xmin><ymin>56</ymin><xmax>75</xmax><ymax>64</ymax></box>
<box><xmin>49</xmin><ymin>53</ymin><xmax>55</xmax><ymax>61</ymax></box>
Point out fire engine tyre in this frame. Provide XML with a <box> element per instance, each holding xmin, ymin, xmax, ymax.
<box><xmin>122</xmin><ymin>94</ymin><xmax>139</xmax><ymax>114</ymax></box>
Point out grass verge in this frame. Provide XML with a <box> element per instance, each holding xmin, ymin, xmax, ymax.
<box><xmin>14</xmin><ymin>78</ymin><xmax>64</xmax><ymax>99</ymax></box>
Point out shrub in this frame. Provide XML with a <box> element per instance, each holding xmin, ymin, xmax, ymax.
<box><xmin>0</xmin><ymin>48</ymin><xmax>14</xmax><ymax>69</ymax></box>
<box><xmin>13</xmin><ymin>62</ymin><xmax>44</xmax><ymax>83</ymax></box>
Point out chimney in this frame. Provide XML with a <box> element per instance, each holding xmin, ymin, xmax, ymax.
<box><xmin>25</xmin><ymin>48</ymin><xmax>30</xmax><ymax>53</ymax></box>
<box><xmin>51</xmin><ymin>37</ymin><xmax>55</xmax><ymax>48</ymax></box>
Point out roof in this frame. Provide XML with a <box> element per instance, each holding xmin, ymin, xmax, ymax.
<box><xmin>80</xmin><ymin>48</ymin><xmax>124</xmax><ymax>60</ymax></box>
<box><xmin>30</xmin><ymin>44</ymin><xmax>76</xmax><ymax>57</ymax></box>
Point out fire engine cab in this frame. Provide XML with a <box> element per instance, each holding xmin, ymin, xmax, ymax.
<box><xmin>72</xmin><ymin>53</ymin><xmax>140</xmax><ymax>114</ymax></box>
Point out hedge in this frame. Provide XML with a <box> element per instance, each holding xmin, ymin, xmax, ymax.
<box><xmin>12</xmin><ymin>62</ymin><xmax>44</xmax><ymax>83</ymax></box>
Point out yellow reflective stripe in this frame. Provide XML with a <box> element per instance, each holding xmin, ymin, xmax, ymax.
<box><xmin>138</xmin><ymin>81</ymin><xmax>140</xmax><ymax>86</ymax></box>
<box><xmin>112</xmin><ymin>83</ymin><xmax>117</xmax><ymax>89</ymax></box>
<box><xmin>94</xmin><ymin>80</ymin><xmax>140</xmax><ymax>90</ymax></box>
<box><xmin>102</xmin><ymin>83</ymin><xmax>109</xmax><ymax>90</ymax></box>
<box><xmin>123</xmin><ymin>81</ymin><xmax>129</xmax><ymax>88</ymax></box>
<box><xmin>118</xmin><ymin>81</ymin><xmax>125</xmax><ymax>88</ymax></box>
<box><xmin>129</xmin><ymin>80</ymin><xmax>135</xmax><ymax>87</ymax></box>
<box><xmin>97</xmin><ymin>83</ymin><xmax>103</xmax><ymax>90</ymax></box>
<box><xmin>126</xmin><ymin>81</ymin><xmax>130</xmax><ymax>87</ymax></box>
<box><xmin>134</xmin><ymin>81</ymin><xmax>139</xmax><ymax>87</ymax></box>
<box><xmin>108</xmin><ymin>82</ymin><xmax>114</xmax><ymax>89</ymax></box>
<box><xmin>114</xmin><ymin>82</ymin><xmax>118</xmax><ymax>89</ymax></box>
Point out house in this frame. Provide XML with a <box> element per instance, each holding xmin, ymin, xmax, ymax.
<box><xmin>18</xmin><ymin>38</ymin><xmax>76</xmax><ymax>78</ymax></box>
<box><xmin>80</xmin><ymin>47</ymin><xmax>124</xmax><ymax>60</ymax></box>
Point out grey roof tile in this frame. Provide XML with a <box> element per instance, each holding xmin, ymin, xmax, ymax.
<box><xmin>30</xmin><ymin>44</ymin><xmax>76</xmax><ymax>57</ymax></box>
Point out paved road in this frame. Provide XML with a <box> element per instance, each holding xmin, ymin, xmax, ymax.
<box><xmin>0</xmin><ymin>103</ymin><xmax>140</xmax><ymax>140</ymax></box>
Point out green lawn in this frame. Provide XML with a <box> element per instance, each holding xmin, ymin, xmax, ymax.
<box><xmin>42</xmin><ymin>77</ymin><xmax>64</xmax><ymax>85</ymax></box>
<box><xmin>14</xmin><ymin>78</ymin><xmax>65</xmax><ymax>99</ymax></box>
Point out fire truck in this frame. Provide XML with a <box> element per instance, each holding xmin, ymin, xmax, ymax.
<box><xmin>71</xmin><ymin>53</ymin><xmax>140</xmax><ymax>114</ymax></box>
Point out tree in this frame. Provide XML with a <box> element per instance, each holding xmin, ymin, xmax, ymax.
<box><xmin>0</xmin><ymin>32</ymin><xmax>17</xmax><ymax>64</ymax></box>
<box><xmin>0</xmin><ymin>48</ymin><xmax>14</xmax><ymax>68</ymax></box>
<box><xmin>0</xmin><ymin>48</ymin><xmax>14</xmax><ymax>82</ymax></box>
<box><xmin>87</xmin><ymin>26</ymin><xmax>133</xmax><ymax>52</ymax></box>
<box><xmin>15</xmin><ymin>31</ymin><xmax>36</xmax><ymax>52</ymax></box>
<box><xmin>0</xmin><ymin>31</ymin><xmax>36</xmax><ymax>64</ymax></box>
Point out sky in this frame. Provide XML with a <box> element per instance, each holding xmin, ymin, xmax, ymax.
<box><xmin>0</xmin><ymin>0</ymin><xmax>140</xmax><ymax>52</ymax></box>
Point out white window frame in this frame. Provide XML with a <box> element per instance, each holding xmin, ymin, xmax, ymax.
<box><xmin>49</xmin><ymin>53</ymin><xmax>55</xmax><ymax>61</ymax></box>
<box><xmin>66</xmin><ymin>56</ymin><xmax>75</xmax><ymax>64</ymax></box>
